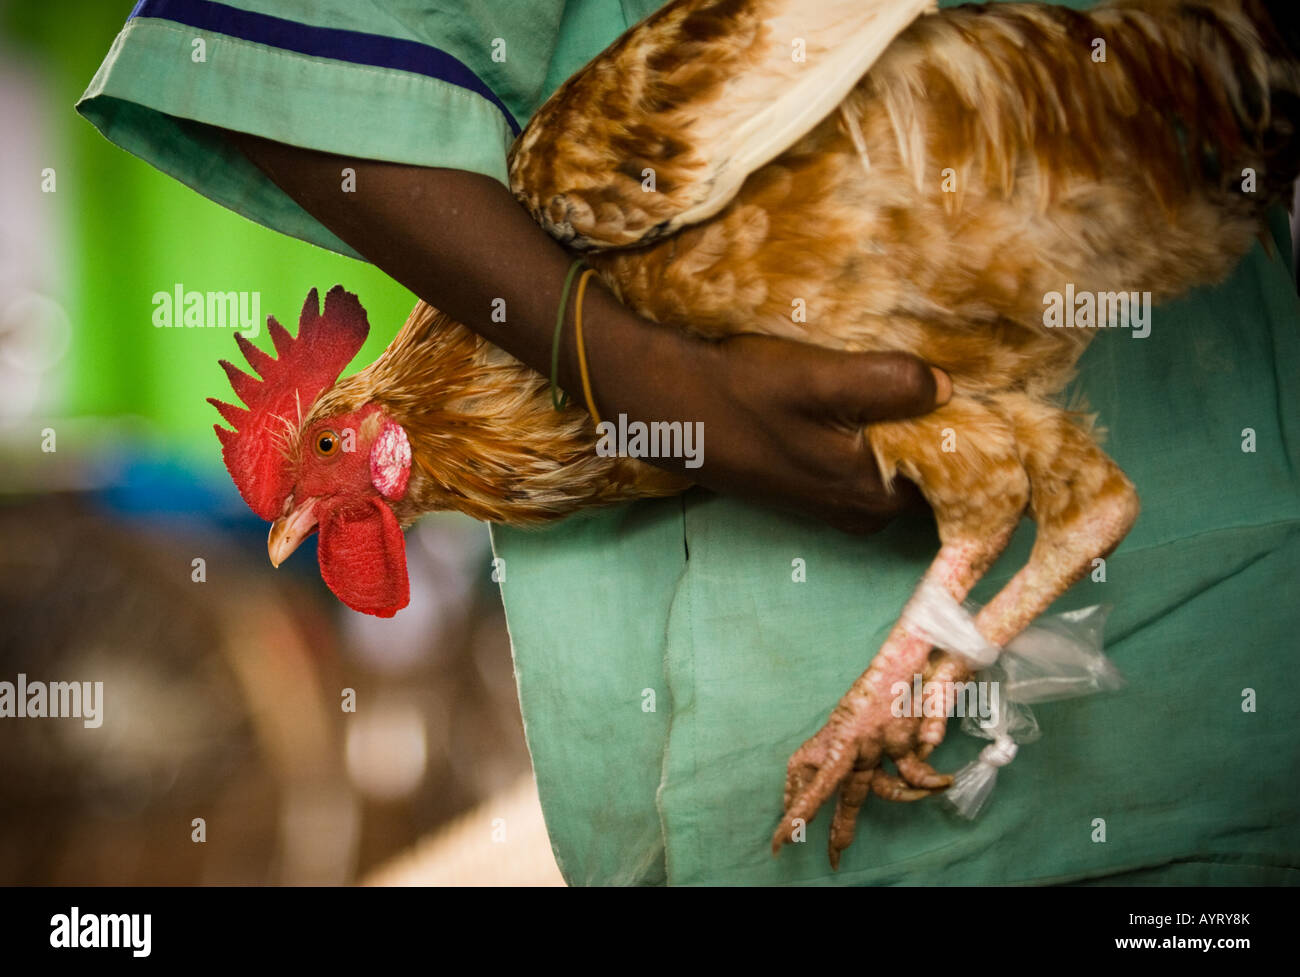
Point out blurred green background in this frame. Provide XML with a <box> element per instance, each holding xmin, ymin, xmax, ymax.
<box><xmin>0</xmin><ymin>0</ymin><xmax>555</xmax><ymax>885</ymax></box>
<box><xmin>4</xmin><ymin>0</ymin><xmax>415</xmax><ymax>467</ymax></box>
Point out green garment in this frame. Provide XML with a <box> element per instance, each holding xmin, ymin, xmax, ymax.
<box><xmin>498</xmin><ymin>217</ymin><xmax>1300</xmax><ymax>884</ymax></box>
<box><xmin>78</xmin><ymin>0</ymin><xmax>1300</xmax><ymax>885</ymax></box>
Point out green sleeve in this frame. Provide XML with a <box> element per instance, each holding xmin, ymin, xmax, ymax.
<box><xmin>74</xmin><ymin>0</ymin><xmax>575</xmax><ymax>257</ymax></box>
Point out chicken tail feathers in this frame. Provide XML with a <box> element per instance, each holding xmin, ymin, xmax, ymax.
<box><xmin>1255</xmin><ymin>0</ymin><xmax>1300</xmax><ymax>60</ymax></box>
<box><xmin>1248</xmin><ymin>0</ymin><xmax>1300</xmax><ymax>193</ymax></box>
<box><xmin>1129</xmin><ymin>0</ymin><xmax>1300</xmax><ymax>206</ymax></box>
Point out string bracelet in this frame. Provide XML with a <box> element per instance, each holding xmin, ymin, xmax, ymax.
<box><xmin>572</xmin><ymin>268</ymin><xmax>603</xmax><ymax>427</ymax></box>
<box><xmin>550</xmin><ymin>258</ymin><xmax>588</xmax><ymax>411</ymax></box>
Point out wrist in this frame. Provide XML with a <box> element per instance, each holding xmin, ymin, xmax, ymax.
<box><xmin>561</xmin><ymin>282</ymin><xmax>672</xmax><ymax>418</ymax></box>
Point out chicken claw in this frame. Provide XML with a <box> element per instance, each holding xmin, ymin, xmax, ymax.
<box><xmin>771</xmin><ymin>634</ymin><xmax>958</xmax><ymax>868</ymax></box>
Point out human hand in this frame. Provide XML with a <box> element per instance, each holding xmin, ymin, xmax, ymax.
<box><xmin>580</xmin><ymin>310</ymin><xmax>950</xmax><ymax>533</ymax></box>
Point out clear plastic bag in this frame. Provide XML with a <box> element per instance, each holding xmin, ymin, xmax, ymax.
<box><xmin>899</xmin><ymin>579</ymin><xmax>1124</xmax><ymax>819</ymax></box>
<box><xmin>1000</xmin><ymin>605</ymin><xmax>1124</xmax><ymax>703</ymax></box>
<box><xmin>958</xmin><ymin>678</ymin><xmax>1041</xmax><ymax>742</ymax></box>
<box><xmin>946</xmin><ymin>692</ymin><xmax>1039</xmax><ymax>819</ymax></box>
<box><xmin>899</xmin><ymin>577</ymin><xmax>1001</xmax><ymax>668</ymax></box>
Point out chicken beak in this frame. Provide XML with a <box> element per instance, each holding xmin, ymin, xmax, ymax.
<box><xmin>268</xmin><ymin>496</ymin><xmax>319</xmax><ymax>568</ymax></box>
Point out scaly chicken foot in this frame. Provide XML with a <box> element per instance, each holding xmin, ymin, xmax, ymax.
<box><xmin>791</xmin><ymin>409</ymin><xmax>1140</xmax><ymax>869</ymax></box>
<box><xmin>772</xmin><ymin>628</ymin><xmax>959</xmax><ymax>868</ymax></box>
<box><xmin>773</xmin><ymin>524</ymin><xmax>1024</xmax><ymax>869</ymax></box>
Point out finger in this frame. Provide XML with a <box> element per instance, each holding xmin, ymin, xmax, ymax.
<box><xmin>884</xmin><ymin>475</ymin><xmax>928</xmax><ymax>513</ymax></box>
<box><xmin>825</xmin><ymin>513</ymin><xmax>892</xmax><ymax>536</ymax></box>
<box><xmin>815</xmin><ymin>352</ymin><xmax>951</xmax><ymax>423</ymax></box>
<box><xmin>822</xmin><ymin>476</ymin><xmax>927</xmax><ymax>535</ymax></box>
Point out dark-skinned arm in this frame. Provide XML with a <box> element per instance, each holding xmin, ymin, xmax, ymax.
<box><xmin>223</xmin><ymin>129</ymin><xmax>950</xmax><ymax>532</ymax></box>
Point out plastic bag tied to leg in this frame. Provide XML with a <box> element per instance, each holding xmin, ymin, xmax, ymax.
<box><xmin>899</xmin><ymin>578</ymin><xmax>1124</xmax><ymax>818</ymax></box>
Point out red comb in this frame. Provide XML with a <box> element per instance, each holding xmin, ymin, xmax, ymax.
<box><xmin>208</xmin><ymin>286</ymin><xmax>370</xmax><ymax>521</ymax></box>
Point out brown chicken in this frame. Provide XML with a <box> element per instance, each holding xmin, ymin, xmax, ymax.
<box><xmin>212</xmin><ymin>0</ymin><xmax>1300</xmax><ymax>865</ymax></box>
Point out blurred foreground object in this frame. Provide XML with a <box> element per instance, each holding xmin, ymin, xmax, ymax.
<box><xmin>363</xmin><ymin>774</ymin><xmax>563</xmax><ymax>886</ymax></box>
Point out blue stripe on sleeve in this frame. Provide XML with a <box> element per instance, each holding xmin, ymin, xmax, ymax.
<box><xmin>129</xmin><ymin>0</ymin><xmax>521</xmax><ymax>134</ymax></box>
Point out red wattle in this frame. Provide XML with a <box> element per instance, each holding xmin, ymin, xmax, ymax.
<box><xmin>316</xmin><ymin>497</ymin><xmax>409</xmax><ymax>617</ymax></box>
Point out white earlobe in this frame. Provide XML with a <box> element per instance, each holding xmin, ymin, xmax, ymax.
<box><xmin>370</xmin><ymin>420</ymin><xmax>412</xmax><ymax>500</ymax></box>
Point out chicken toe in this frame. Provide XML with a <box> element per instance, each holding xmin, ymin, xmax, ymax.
<box><xmin>771</xmin><ymin>628</ymin><xmax>954</xmax><ymax>861</ymax></box>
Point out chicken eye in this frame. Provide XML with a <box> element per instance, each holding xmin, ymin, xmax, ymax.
<box><xmin>315</xmin><ymin>430</ymin><xmax>341</xmax><ymax>457</ymax></box>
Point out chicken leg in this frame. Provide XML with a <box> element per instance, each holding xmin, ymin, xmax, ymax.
<box><xmin>774</xmin><ymin>395</ymin><xmax>1139</xmax><ymax>867</ymax></box>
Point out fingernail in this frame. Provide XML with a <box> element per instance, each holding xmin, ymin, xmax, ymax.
<box><xmin>931</xmin><ymin>367</ymin><xmax>952</xmax><ymax>405</ymax></box>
